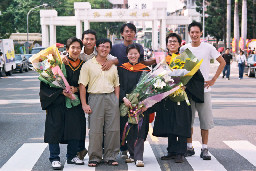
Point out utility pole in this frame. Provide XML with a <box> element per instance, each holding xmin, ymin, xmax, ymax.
<box><xmin>241</xmin><ymin>0</ymin><xmax>247</xmax><ymax>51</ymax></box>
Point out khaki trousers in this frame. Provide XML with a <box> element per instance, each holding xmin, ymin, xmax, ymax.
<box><xmin>88</xmin><ymin>93</ymin><xmax>120</xmax><ymax>162</ymax></box>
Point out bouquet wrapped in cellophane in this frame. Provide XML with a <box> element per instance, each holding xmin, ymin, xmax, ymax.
<box><xmin>120</xmin><ymin>60</ymin><xmax>183</xmax><ymax>125</ymax></box>
<box><xmin>30</xmin><ymin>45</ymin><xmax>80</xmax><ymax>108</ymax></box>
<box><xmin>168</xmin><ymin>48</ymin><xmax>203</xmax><ymax>105</ymax></box>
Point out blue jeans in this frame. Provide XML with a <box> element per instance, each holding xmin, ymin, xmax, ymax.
<box><xmin>49</xmin><ymin>140</ymin><xmax>80</xmax><ymax>162</ymax></box>
<box><xmin>238</xmin><ymin>63</ymin><xmax>245</xmax><ymax>78</ymax></box>
<box><xmin>49</xmin><ymin>144</ymin><xmax>60</xmax><ymax>162</ymax></box>
<box><xmin>223</xmin><ymin>64</ymin><xmax>230</xmax><ymax>78</ymax></box>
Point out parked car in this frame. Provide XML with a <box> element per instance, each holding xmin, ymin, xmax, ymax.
<box><xmin>31</xmin><ymin>47</ymin><xmax>45</xmax><ymax>54</ymax></box>
<box><xmin>15</xmin><ymin>54</ymin><xmax>29</xmax><ymax>73</ymax></box>
<box><xmin>24</xmin><ymin>54</ymin><xmax>33</xmax><ymax>69</ymax></box>
<box><xmin>244</xmin><ymin>54</ymin><xmax>256</xmax><ymax>77</ymax></box>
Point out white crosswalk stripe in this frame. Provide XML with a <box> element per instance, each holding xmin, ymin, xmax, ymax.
<box><xmin>224</xmin><ymin>140</ymin><xmax>256</xmax><ymax>167</ymax></box>
<box><xmin>63</xmin><ymin>142</ymin><xmax>95</xmax><ymax>171</ymax></box>
<box><xmin>1</xmin><ymin>140</ymin><xmax>256</xmax><ymax>171</ymax></box>
<box><xmin>0</xmin><ymin>143</ymin><xmax>47</xmax><ymax>171</ymax></box>
<box><xmin>127</xmin><ymin>141</ymin><xmax>161</xmax><ymax>171</ymax></box>
<box><xmin>186</xmin><ymin>141</ymin><xmax>227</xmax><ymax>171</ymax></box>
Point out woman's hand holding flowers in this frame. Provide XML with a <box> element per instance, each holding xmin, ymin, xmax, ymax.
<box><xmin>123</xmin><ymin>97</ymin><xmax>132</xmax><ymax>107</ymax></box>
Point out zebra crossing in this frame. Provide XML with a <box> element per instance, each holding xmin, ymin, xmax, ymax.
<box><xmin>1</xmin><ymin>140</ymin><xmax>256</xmax><ymax>171</ymax></box>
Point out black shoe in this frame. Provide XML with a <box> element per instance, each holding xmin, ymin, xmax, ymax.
<box><xmin>160</xmin><ymin>153</ymin><xmax>176</xmax><ymax>160</ymax></box>
<box><xmin>185</xmin><ymin>147</ymin><xmax>195</xmax><ymax>157</ymax></box>
<box><xmin>222</xmin><ymin>75</ymin><xmax>225</xmax><ymax>78</ymax></box>
<box><xmin>200</xmin><ymin>148</ymin><xmax>211</xmax><ymax>160</ymax></box>
<box><xmin>175</xmin><ymin>154</ymin><xmax>185</xmax><ymax>163</ymax></box>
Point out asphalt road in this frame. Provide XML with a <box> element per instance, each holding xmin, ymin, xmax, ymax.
<box><xmin>0</xmin><ymin>63</ymin><xmax>256</xmax><ymax>171</ymax></box>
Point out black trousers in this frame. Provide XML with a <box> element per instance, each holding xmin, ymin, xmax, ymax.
<box><xmin>167</xmin><ymin>134</ymin><xmax>187</xmax><ymax>155</ymax></box>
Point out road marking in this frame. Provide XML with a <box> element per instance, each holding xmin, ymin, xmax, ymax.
<box><xmin>127</xmin><ymin>141</ymin><xmax>161</xmax><ymax>171</ymax></box>
<box><xmin>149</xmin><ymin>124</ymin><xmax>159</xmax><ymax>142</ymax></box>
<box><xmin>0</xmin><ymin>99</ymin><xmax>40</xmax><ymax>105</ymax></box>
<box><xmin>2</xmin><ymin>76</ymin><xmax>38</xmax><ymax>79</ymax></box>
<box><xmin>63</xmin><ymin>142</ymin><xmax>95</xmax><ymax>171</ymax></box>
<box><xmin>0</xmin><ymin>143</ymin><xmax>47</xmax><ymax>171</ymax></box>
<box><xmin>1</xmin><ymin>98</ymin><xmax>256</xmax><ymax>105</ymax></box>
<box><xmin>224</xmin><ymin>140</ymin><xmax>256</xmax><ymax>167</ymax></box>
<box><xmin>212</xmin><ymin>98</ymin><xmax>256</xmax><ymax>103</ymax></box>
<box><xmin>186</xmin><ymin>141</ymin><xmax>227</xmax><ymax>171</ymax></box>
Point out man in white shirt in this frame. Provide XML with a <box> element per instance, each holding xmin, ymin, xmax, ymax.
<box><xmin>180</xmin><ymin>21</ymin><xmax>226</xmax><ymax>160</ymax></box>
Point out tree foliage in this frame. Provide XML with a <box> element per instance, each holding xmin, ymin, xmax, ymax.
<box><xmin>196</xmin><ymin>0</ymin><xmax>256</xmax><ymax>47</ymax></box>
<box><xmin>0</xmin><ymin>0</ymin><xmax>124</xmax><ymax>44</ymax></box>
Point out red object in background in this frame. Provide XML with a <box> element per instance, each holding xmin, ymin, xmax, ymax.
<box><xmin>56</xmin><ymin>43</ymin><xmax>64</xmax><ymax>48</ymax></box>
<box><xmin>181</xmin><ymin>40</ymin><xmax>186</xmax><ymax>46</ymax></box>
<box><xmin>218</xmin><ymin>47</ymin><xmax>224</xmax><ymax>52</ymax></box>
<box><xmin>149</xmin><ymin>112</ymin><xmax>155</xmax><ymax>123</ymax></box>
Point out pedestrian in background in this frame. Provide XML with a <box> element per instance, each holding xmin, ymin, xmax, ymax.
<box><xmin>237</xmin><ymin>51</ymin><xmax>247</xmax><ymax>80</ymax></box>
<box><xmin>222</xmin><ymin>48</ymin><xmax>232</xmax><ymax>80</ymax></box>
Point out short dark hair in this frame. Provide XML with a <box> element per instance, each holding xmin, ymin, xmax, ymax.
<box><xmin>81</xmin><ymin>29</ymin><xmax>97</xmax><ymax>40</ymax></box>
<box><xmin>166</xmin><ymin>33</ymin><xmax>182</xmax><ymax>45</ymax></box>
<box><xmin>126</xmin><ymin>44</ymin><xmax>140</xmax><ymax>55</ymax></box>
<box><xmin>66</xmin><ymin>37</ymin><xmax>83</xmax><ymax>50</ymax></box>
<box><xmin>240</xmin><ymin>51</ymin><xmax>244</xmax><ymax>55</ymax></box>
<box><xmin>120</xmin><ymin>23</ymin><xmax>136</xmax><ymax>34</ymax></box>
<box><xmin>0</xmin><ymin>52</ymin><xmax>2</xmax><ymax>55</ymax></box>
<box><xmin>96</xmin><ymin>38</ymin><xmax>112</xmax><ymax>49</ymax></box>
<box><xmin>188</xmin><ymin>21</ymin><xmax>203</xmax><ymax>32</ymax></box>
<box><xmin>226</xmin><ymin>48</ymin><xmax>230</xmax><ymax>50</ymax></box>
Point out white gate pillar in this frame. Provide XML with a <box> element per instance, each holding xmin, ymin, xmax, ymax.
<box><xmin>84</xmin><ymin>20</ymin><xmax>90</xmax><ymax>31</ymax></box>
<box><xmin>41</xmin><ymin>24</ymin><xmax>49</xmax><ymax>47</ymax></box>
<box><xmin>76</xmin><ymin>20</ymin><xmax>82</xmax><ymax>39</ymax></box>
<box><xmin>152</xmin><ymin>20</ymin><xmax>158</xmax><ymax>50</ymax></box>
<box><xmin>160</xmin><ymin>19</ymin><xmax>166</xmax><ymax>50</ymax></box>
<box><xmin>49</xmin><ymin>24</ymin><xmax>56</xmax><ymax>45</ymax></box>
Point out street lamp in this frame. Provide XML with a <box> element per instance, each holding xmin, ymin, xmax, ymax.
<box><xmin>26</xmin><ymin>3</ymin><xmax>48</xmax><ymax>45</ymax></box>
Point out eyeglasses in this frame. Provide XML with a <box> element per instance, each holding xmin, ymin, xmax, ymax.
<box><xmin>168</xmin><ymin>40</ymin><xmax>178</xmax><ymax>44</ymax></box>
<box><xmin>98</xmin><ymin>45</ymin><xmax>111</xmax><ymax>49</ymax></box>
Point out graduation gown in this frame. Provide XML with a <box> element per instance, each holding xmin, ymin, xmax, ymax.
<box><xmin>152</xmin><ymin>54</ymin><xmax>204</xmax><ymax>138</ymax></box>
<box><xmin>63</xmin><ymin>58</ymin><xmax>86</xmax><ymax>141</ymax></box>
<box><xmin>118</xmin><ymin>62</ymin><xmax>150</xmax><ymax>140</ymax></box>
<box><xmin>40</xmin><ymin>81</ymin><xmax>66</xmax><ymax>143</ymax></box>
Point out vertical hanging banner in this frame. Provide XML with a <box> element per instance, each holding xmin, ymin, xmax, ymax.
<box><xmin>239</xmin><ymin>37</ymin><xmax>244</xmax><ymax>51</ymax></box>
<box><xmin>232</xmin><ymin>38</ymin><xmax>236</xmax><ymax>53</ymax></box>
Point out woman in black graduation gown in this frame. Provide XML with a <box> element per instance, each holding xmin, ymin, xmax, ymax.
<box><xmin>152</xmin><ymin>33</ymin><xmax>204</xmax><ymax>163</ymax></box>
<box><xmin>39</xmin><ymin>37</ymin><xmax>86</xmax><ymax>169</ymax></box>
<box><xmin>118</xmin><ymin>44</ymin><xmax>150</xmax><ymax>167</ymax></box>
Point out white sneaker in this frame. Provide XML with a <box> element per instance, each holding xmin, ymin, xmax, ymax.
<box><xmin>67</xmin><ymin>156</ymin><xmax>84</xmax><ymax>165</ymax></box>
<box><xmin>51</xmin><ymin>161</ymin><xmax>61</xmax><ymax>170</ymax></box>
<box><xmin>136</xmin><ymin>160</ymin><xmax>144</xmax><ymax>167</ymax></box>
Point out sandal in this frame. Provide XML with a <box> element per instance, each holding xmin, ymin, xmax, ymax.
<box><xmin>107</xmin><ymin>160</ymin><xmax>118</xmax><ymax>166</ymax></box>
<box><xmin>88</xmin><ymin>161</ymin><xmax>99</xmax><ymax>167</ymax></box>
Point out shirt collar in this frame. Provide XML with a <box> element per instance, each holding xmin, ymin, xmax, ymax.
<box><xmin>81</xmin><ymin>46</ymin><xmax>97</xmax><ymax>56</ymax></box>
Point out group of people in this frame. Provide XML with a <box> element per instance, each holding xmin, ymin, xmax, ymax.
<box><xmin>222</xmin><ymin>48</ymin><xmax>248</xmax><ymax>80</ymax></box>
<box><xmin>39</xmin><ymin>21</ymin><xmax>226</xmax><ymax>170</ymax></box>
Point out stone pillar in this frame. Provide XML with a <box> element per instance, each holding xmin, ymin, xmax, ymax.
<box><xmin>76</xmin><ymin>20</ymin><xmax>82</xmax><ymax>39</ymax></box>
<box><xmin>185</xmin><ymin>25</ymin><xmax>189</xmax><ymax>43</ymax></box>
<box><xmin>84</xmin><ymin>20</ymin><xmax>90</xmax><ymax>31</ymax></box>
<box><xmin>160</xmin><ymin>19</ymin><xmax>166</xmax><ymax>50</ymax></box>
<box><xmin>152</xmin><ymin>20</ymin><xmax>158</xmax><ymax>51</ymax></box>
<box><xmin>40</xmin><ymin>9</ymin><xmax>57</xmax><ymax>47</ymax></box>
<box><xmin>49</xmin><ymin>24</ymin><xmax>56</xmax><ymax>45</ymax></box>
<box><xmin>41</xmin><ymin>24</ymin><xmax>49</xmax><ymax>47</ymax></box>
